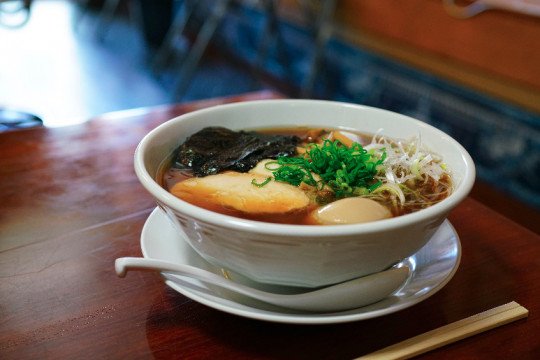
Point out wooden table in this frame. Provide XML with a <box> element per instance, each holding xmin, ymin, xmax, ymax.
<box><xmin>1</xmin><ymin>91</ymin><xmax>539</xmax><ymax>359</ymax></box>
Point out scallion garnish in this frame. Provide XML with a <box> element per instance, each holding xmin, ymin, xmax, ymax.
<box><xmin>270</xmin><ymin>139</ymin><xmax>385</xmax><ymax>198</ymax></box>
<box><xmin>251</xmin><ymin>177</ymin><xmax>272</xmax><ymax>187</ymax></box>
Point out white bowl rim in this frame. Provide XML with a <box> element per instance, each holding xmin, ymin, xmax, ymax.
<box><xmin>134</xmin><ymin>99</ymin><xmax>476</xmax><ymax>237</ymax></box>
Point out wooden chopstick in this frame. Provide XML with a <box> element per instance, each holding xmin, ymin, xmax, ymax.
<box><xmin>357</xmin><ymin>301</ymin><xmax>529</xmax><ymax>360</ymax></box>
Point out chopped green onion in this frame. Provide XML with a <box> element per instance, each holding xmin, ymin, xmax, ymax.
<box><xmin>271</xmin><ymin>139</ymin><xmax>385</xmax><ymax>198</ymax></box>
<box><xmin>251</xmin><ymin>177</ymin><xmax>272</xmax><ymax>188</ymax></box>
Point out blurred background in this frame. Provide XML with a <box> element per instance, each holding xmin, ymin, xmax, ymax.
<box><xmin>1</xmin><ymin>0</ymin><xmax>539</xmax><ymax>229</ymax></box>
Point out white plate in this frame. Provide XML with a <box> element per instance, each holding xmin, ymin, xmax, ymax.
<box><xmin>141</xmin><ymin>208</ymin><xmax>461</xmax><ymax>324</ymax></box>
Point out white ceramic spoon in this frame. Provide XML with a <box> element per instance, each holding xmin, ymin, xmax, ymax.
<box><xmin>115</xmin><ymin>257</ymin><xmax>410</xmax><ymax>312</ymax></box>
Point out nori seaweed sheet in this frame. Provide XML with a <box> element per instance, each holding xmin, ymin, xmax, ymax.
<box><xmin>174</xmin><ymin>127</ymin><xmax>300</xmax><ymax>177</ymax></box>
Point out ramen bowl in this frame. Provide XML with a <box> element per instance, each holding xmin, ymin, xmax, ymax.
<box><xmin>134</xmin><ymin>100</ymin><xmax>475</xmax><ymax>287</ymax></box>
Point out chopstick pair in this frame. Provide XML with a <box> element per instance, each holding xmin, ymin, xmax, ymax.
<box><xmin>357</xmin><ymin>301</ymin><xmax>528</xmax><ymax>360</ymax></box>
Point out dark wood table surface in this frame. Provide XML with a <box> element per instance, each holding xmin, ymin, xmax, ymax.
<box><xmin>1</xmin><ymin>91</ymin><xmax>539</xmax><ymax>359</ymax></box>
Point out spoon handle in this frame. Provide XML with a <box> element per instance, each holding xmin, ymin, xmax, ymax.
<box><xmin>116</xmin><ymin>257</ymin><xmax>227</xmax><ymax>284</ymax></box>
<box><xmin>115</xmin><ymin>257</ymin><xmax>284</xmax><ymax>301</ymax></box>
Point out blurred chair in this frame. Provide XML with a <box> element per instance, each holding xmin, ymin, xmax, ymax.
<box><xmin>75</xmin><ymin>0</ymin><xmax>142</xmax><ymax>42</ymax></box>
<box><xmin>252</xmin><ymin>0</ymin><xmax>292</xmax><ymax>84</ymax></box>
<box><xmin>0</xmin><ymin>108</ymin><xmax>43</xmax><ymax>132</ymax></box>
<box><xmin>152</xmin><ymin>0</ymin><xmax>289</xmax><ymax>101</ymax></box>
<box><xmin>299</xmin><ymin>0</ymin><xmax>337</xmax><ymax>98</ymax></box>
<box><xmin>0</xmin><ymin>0</ymin><xmax>32</xmax><ymax>29</ymax></box>
<box><xmin>152</xmin><ymin>0</ymin><xmax>233</xmax><ymax>100</ymax></box>
<box><xmin>0</xmin><ymin>0</ymin><xmax>43</xmax><ymax>131</ymax></box>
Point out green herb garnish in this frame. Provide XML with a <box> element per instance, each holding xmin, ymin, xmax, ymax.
<box><xmin>269</xmin><ymin>139</ymin><xmax>385</xmax><ymax>198</ymax></box>
<box><xmin>251</xmin><ymin>176</ymin><xmax>272</xmax><ymax>187</ymax></box>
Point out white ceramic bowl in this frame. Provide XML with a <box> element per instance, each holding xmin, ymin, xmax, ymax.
<box><xmin>134</xmin><ymin>100</ymin><xmax>475</xmax><ymax>287</ymax></box>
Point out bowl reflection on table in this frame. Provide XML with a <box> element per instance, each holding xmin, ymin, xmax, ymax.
<box><xmin>134</xmin><ymin>100</ymin><xmax>475</xmax><ymax>288</ymax></box>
